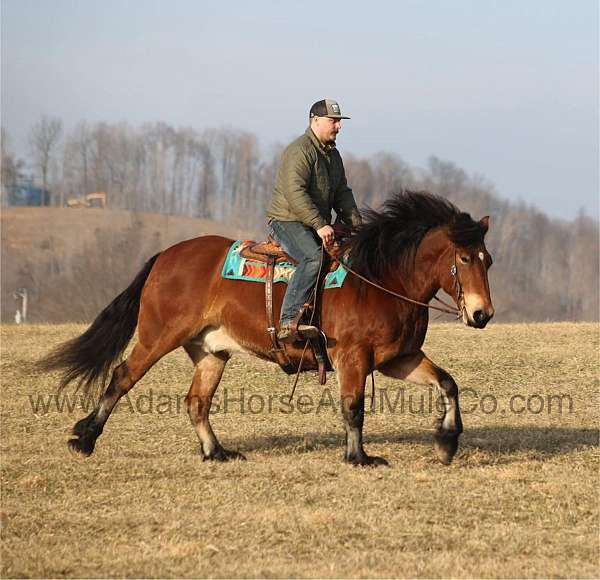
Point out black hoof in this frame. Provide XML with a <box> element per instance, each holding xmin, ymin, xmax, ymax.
<box><xmin>345</xmin><ymin>453</ymin><xmax>389</xmax><ymax>467</ymax></box>
<box><xmin>434</xmin><ymin>432</ymin><xmax>460</xmax><ymax>465</ymax></box>
<box><xmin>72</xmin><ymin>411</ymin><xmax>98</xmax><ymax>438</ymax></box>
<box><xmin>68</xmin><ymin>435</ymin><xmax>96</xmax><ymax>457</ymax></box>
<box><xmin>69</xmin><ymin>413</ymin><xmax>102</xmax><ymax>457</ymax></box>
<box><xmin>203</xmin><ymin>447</ymin><xmax>247</xmax><ymax>462</ymax></box>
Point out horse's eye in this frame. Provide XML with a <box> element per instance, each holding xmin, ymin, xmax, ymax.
<box><xmin>460</xmin><ymin>256</ymin><xmax>470</xmax><ymax>264</ymax></box>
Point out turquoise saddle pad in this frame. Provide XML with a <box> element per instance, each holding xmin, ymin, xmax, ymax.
<box><xmin>221</xmin><ymin>240</ymin><xmax>348</xmax><ymax>289</ymax></box>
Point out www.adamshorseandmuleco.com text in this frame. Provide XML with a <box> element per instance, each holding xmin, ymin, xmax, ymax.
<box><xmin>28</xmin><ymin>386</ymin><xmax>574</xmax><ymax>417</ymax></box>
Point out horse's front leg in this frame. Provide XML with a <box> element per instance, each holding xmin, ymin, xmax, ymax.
<box><xmin>380</xmin><ymin>350</ymin><xmax>463</xmax><ymax>464</ymax></box>
<box><xmin>336</xmin><ymin>352</ymin><xmax>389</xmax><ymax>467</ymax></box>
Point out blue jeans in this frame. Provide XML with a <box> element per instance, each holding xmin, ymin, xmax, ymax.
<box><xmin>267</xmin><ymin>220</ymin><xmax>322</xmax><ymax>325</ymax></box>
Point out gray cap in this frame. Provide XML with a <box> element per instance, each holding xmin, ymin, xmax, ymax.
<box><xmin>309</xmin><ymin>99</ymin><xmax>350</xmax><ymax>119</ymax></box>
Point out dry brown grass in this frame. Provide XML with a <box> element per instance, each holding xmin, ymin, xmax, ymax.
<box><xmin>1</xmin><ymin>322</ymin><xmax>598</xmax><ymax>578</ymax></box>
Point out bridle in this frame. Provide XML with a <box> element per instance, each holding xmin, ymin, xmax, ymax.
<box><xmin>324</xmin><ymin>245</ymin><xmax>464</xmax><ymax>319</ymax></box>
<box><xmin>450</xmin><ymin>251</ymin><xmax>466</xmax><ymax>316</ymax></box>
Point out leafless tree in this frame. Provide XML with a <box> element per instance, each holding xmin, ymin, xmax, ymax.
<box><xmin>29</xmin><ymin>115</ymin><xmax>63</xmax><ymax>205</ymax></box>
<box><xmin>1</xmin><ymin>129</ymin><xmax>24</xmax><ymax>205</ymax></box>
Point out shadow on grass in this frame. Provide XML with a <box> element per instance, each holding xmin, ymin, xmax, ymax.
<box><xmin>233</xmin><ymin>426</ymin><xmax>599</xmax><ymax>457</ymax></box>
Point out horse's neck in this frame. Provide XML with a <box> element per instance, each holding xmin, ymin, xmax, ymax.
<box><xmin>390</xmin><ymin>229</ymin><xmax>450</xmax><ymax>303</ymax></box>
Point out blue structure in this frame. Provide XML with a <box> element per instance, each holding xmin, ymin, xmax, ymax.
<box><xmin>7</xmin><ymin>179</ymin><xmax>50</xmax><ymax>206</ymax></box>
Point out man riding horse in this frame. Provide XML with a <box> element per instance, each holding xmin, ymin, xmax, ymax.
<box><xmin>267</xmin><ymin>99</ymin><xmax>362</xmax><ymax>343</ymax></box>
<box><xmin>40</xmin><ymin>99</ymin><xmax>495</xmax><ymax>466</ymax></box>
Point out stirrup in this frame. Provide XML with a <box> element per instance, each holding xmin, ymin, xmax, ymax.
<box><xmin>296</xmin><ymin>324</ymin><xmax>320</xmax><ymax>339</ymax></box>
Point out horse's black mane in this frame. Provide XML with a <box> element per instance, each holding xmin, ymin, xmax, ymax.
<box><xmin>344</xmin><ymin>190</ymin><xmax>485</xmax><ymax>281</ymax></box>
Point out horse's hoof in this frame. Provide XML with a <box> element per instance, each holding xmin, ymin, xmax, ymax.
<box><xmin>346</xmin><ymin>453</ymin><xmax>389</xmax><ymax>467</ymax></box>
<box><xmin>203</xmin><ymin>448</ymin><xmax>246</xmax><ymax>462</ymax></box>
<box><xmin>72</xmin><ymin>412</ymin><xmax>97</xmax><ymax>438</ymax></box>
<box><xmin>68</xmin><ymin>436</ymin><xmax>95</xmax><ymax>457</ymax></box>
<box><xmin>434</xmin><ymin>432</ymin><xmax>459</xmax><ymax>465</ymax></box>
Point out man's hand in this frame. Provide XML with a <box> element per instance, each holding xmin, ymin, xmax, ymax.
<box><xmin>316</xmin><ymin>224</ymin><xmax>335</xmax><ymax>246</ymax></box>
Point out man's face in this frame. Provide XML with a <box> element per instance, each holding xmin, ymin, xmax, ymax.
<box><xmin>311</xmin><ymin>116</ymin><xmax>342</xmax><ymax>144</ymax></box>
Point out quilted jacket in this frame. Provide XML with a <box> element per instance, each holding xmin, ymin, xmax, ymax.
<box><xmin>267</xmin><ymin>128</ymin><xmax>361</xmax><ymax>230</ymax></box>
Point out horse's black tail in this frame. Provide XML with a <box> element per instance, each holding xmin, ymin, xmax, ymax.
<box><xmin>39</xmin><ymin>253</ymin><xmax>160</xmax><ymax>399</ymax></box>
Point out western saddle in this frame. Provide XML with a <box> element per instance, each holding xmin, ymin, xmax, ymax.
<box><xmin>239</xmin><ymin>236</ymin><xmax>298</xmax><ymax>265</ymax></box>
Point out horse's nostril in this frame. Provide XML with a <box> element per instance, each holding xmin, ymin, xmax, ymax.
<box><xmin>473</xmin><ymin>310</ymin><xmax>486</xmax><ymax>324</ymax></box>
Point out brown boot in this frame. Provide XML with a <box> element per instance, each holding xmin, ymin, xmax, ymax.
<box><xmin>278</xmin><ymin>323</ymin><xmax>319</xmax><ymax>343</ymax></box>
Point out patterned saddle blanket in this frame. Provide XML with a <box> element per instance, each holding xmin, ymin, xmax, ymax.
<box><xmin>221</xmin><ymin>240</ymin><xmax>349</xmax><ymax>289</ymax></box>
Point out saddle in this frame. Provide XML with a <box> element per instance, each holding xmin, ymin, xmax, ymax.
<box><xmin>240</xmin><ymin>233</ymin><xmax>345</xmax><ymax>271</ymax></box>
<box><xmin>240</xmin><ymin>236</ymin><xmax>298</xmax><ymax>265</ymax></box>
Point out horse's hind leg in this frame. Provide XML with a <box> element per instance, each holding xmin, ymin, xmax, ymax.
<box><xmin>184</xmin><ymin>346</ymin><xmax>245</xmax><ymax>461</ymax></box>
<box><xmin>69</xmin><ymin>341</ymin><xmax>175</xmax><ymax>456</ymax></box>
<box><xmin>380</xmin><ymin>350</ymin><xmax>463</xmax><ymax>465</ymax></box>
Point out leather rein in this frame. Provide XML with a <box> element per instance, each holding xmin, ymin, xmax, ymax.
<box><xmin>324</xmin><ymin>245</ymin><xmax>464</xmax><ymax>318</ymax></box>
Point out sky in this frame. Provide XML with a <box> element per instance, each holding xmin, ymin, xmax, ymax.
<box><xmin>1</xmin><ymin>0</ymin><xmax>598</xmax><ymax>220</ymax></box>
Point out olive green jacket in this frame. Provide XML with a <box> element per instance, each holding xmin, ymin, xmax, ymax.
<box><xmin>267</xmin><ymin>128</ymin><xmax>361</xmax><ymax>230</ymax></box>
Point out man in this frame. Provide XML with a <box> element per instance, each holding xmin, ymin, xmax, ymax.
<box><xmin>267</xmin><ymin>99</ymin><xmax>362</xmax><ymax>342</ymax></box>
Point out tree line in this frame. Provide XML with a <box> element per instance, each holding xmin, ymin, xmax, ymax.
<box><xmin>1</xmin><ymin>117</ymin><xmax>598</xmax><ymax>321</ymax></box>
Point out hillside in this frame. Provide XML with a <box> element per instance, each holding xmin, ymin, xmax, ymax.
<box><xmin>1</xmin><ymin>207</ymin><xmax>254</xmax><ymax>323</ymax></box>
<box><xmin>1</xmin><ymin>206</ymin><xmax>598</xmax><ymax>323</ymax></box>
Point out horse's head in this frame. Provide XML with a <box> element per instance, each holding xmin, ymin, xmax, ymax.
<box><xmin>342</xmin><ymin>191</ymin><xmax>496</xmax><ymax>327</ymax></box>
<box><xmin>440</xmin><ymin>215</ymin><xmax>494</xmax><ymax>328</ymax></box>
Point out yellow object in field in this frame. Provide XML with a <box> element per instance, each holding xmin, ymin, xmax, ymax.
<box><xmin>66</xmin><ymin>192</ymin><xmax>107</xmax><ymax>208</ymax></box>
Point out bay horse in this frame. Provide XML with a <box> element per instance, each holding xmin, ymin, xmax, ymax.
<box><xmin>40</xmin><ymin>191</ymin><xmax>494</xmax><ymax>466</ymax></box>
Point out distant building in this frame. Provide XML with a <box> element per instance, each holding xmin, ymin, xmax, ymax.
<box><xmin>6</xmin><ymin>178</ymin><xmax>51</xmax><ymax>206</ymax></box>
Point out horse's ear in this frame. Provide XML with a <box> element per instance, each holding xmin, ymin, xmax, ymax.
<box><xmin>479</xmin><ymin>216</ymin><xmax>490</xmax><ymax>234</ymax></box>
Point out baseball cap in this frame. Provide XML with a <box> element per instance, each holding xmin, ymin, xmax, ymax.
<box><xmin>309</xmin><ymin>99</ymin><xmax>350</xmax><ymax>119</ymax></box>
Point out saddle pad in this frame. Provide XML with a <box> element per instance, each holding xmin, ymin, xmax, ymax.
<box><xmin>221</xmin><ymin>240</ymin><xmax>349</xmax><ymax>289</ymax></box>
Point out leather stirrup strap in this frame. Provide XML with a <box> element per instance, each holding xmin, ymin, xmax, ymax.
<box><xmin>265</xmin><ymin>256</ymin><xmax>294</xmax><ymax>373</ymax></box>
<box><xmin>265</xmin><ymin>255</ymin><xmax>276</xmax><ymax>342</ymax></box>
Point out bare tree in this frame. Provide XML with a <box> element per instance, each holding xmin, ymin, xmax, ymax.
<box><xmin>567</xmin><ymin>210</ymin><xmax>600</xmax><ymax>320</ymax></box>
<box><xmin>1</xmin><ymin>128</ymin><xmax>24</xmax><ymax>205</ymax></box>
<box><xmin>29</xmin><ymin>115</ymin><xmax>63</xmax><ymax>205</ymax></box>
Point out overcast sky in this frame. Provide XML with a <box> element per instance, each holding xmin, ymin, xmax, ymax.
<box><xmin>2</xmin><ymin>0</ymin><xmax>598</xmax><ymax>220</ymax></box>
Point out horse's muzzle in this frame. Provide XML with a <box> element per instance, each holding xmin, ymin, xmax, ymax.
<box><xmin>463</xmin><ymin>307</ymin><xmax>494</xmax><ymax>329</ymax></box>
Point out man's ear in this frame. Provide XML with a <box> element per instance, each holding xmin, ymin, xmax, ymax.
<box><xmin>479</xmin><ymin>216</ymin><xmax>490</xmax><ymax>234</ymax></box>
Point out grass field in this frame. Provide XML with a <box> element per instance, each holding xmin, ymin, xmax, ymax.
<box><xmin>1</xmin><ymin>322</ymin><xmax>598</xmax><ymax>578</ymax></box>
